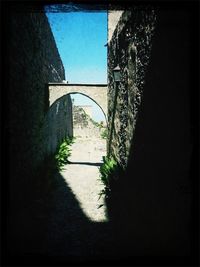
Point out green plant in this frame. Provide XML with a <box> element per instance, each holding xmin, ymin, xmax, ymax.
<box><xmin>89</xmin><ymin>117</ymin><xmax>103</xmax><ymax>129</ymax></box>
<box><xmin>101</xmin><ymin>128</ymin><xmax>108</xmax><ymax>139</ymax></box>
<box><xmin>65</xmin><ymin>136</ymin><xmax>75</xmax><ymax>145</ymax></box>
<box><xmin>55</xmin><ymin>136</ymin><xmax>74</xmax><ymax>170</ymax></box>
<box><xmin>98</xmin><ymin>156</ymin><xmax>121</xmax><ymax>205</ymax></box>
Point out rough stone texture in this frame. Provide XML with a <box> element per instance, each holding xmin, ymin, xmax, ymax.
<box><xmin>5</xmin><ymin>5</ymin><xmax>72</xmax><ymax>253</ymax></box>
<box><xmin>107</xmin><ymin>5</ymin><xmax>195</xmax><ymax>259</ymax></box>
<box><xmin>49</xmin><ymin>83</ymin><xmax>108</xmax><ymax>120</ymax></box>
<box><xmin>108</xmin><ymin>7</ymin><xmax>156</xmax><ymax>167</ymax></box>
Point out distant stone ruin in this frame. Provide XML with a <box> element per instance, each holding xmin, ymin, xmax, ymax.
<box><xmin>73</xmin><ymin>105</ymin><xmax>107</xmax><ymax>139</ymax></box>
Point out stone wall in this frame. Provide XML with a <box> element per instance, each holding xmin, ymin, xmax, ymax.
<box><xmin>4</xmin><ymin>3</ymin><xmax>73</xmax><ymax>253</ymax></box>
<box><xmin>107</xmin><ymin>4</ymin><xmax>194</xmax><ymax>258</ymax></box>
<box><xmin>44</xmin><ymin>95</ymin><xmax>73</xmax><ymax>155</ymax></box>
<box><xmin>7</xmin><ymin>8</ymin><xmax>67</xmax><ymax>176</ymax></box>
<box><xmin>108</xmin><ymin>7</ymin><xmax>156</xmax><ymax>167</ymax></box>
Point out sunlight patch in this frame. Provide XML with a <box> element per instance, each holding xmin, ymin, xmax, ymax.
<box><xmin>60</xmin><ymin>165</ymin><xmax>109</xmax><ymax>223</ymax></box>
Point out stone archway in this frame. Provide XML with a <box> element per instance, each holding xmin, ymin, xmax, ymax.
<box><xmin>48</xmin><ymin>83</ymin><xmax>108</xmax><ymax>120</ymax></box>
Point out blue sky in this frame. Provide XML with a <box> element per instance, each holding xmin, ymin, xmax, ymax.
<box><xmin>45</xmin><ymin>10</ymin><xmax>107</xmax><ymax>122</ymax></box>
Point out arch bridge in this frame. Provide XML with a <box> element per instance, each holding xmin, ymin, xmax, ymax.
<box><xmin>48</xmin><ymin>83</ymin><xmax>108</xmax><ymax>119</ymax></box>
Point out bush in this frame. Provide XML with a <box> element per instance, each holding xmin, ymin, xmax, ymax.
<box><xmin>101</xmin><ymin>128</ymin><xmax>108</xmax><ymax>139</ymax></box>
<box><xmin>98</xmin><ymin>156</ymin><xmax>122</xmax><ymax>203</ymax></box>
<box><xmin>55</xmin><ymin>136</ymin><xmax>74</xmax><ymax>171</ymax></box>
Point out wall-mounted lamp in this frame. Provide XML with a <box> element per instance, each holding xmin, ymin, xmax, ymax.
<box><xmin>113</xmin><ymin>65</ymin><xmax>121</xmax><ymax>82</ymax></box>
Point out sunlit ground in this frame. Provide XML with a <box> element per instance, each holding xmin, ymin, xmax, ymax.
<box><xmin>60</xmin><ymin>137</ymin><xmax>108</xmax><ymax>222</ymax></box>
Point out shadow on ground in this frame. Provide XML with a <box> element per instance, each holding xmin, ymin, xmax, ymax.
<box><xmin>69</xmin><ymin>161</ymin><xmax>102</xmax><ymax>166</ymax></box>
<box><xmin>5</xmin><ymin>165</ymin><xmax>122</xmax><ymax>266</ymax></box>
<box><xmin>5</xmin><ymin>159</ymin><xmax>195</xmax><ymax>267</ymax></box>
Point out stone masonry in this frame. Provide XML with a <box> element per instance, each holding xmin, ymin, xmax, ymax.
<box><xmin>5</xmin><ymin>4</ymin><xmax>73</xmax><ymax>253</ymax></box>
<box><xmin>7</xmin><ymin>8</ymin><xmax>73</xmax><ymax>179</ymax></box>
<box><xmin>48</xmin><ymin>83</ymin><xmax>108</xmax><ymax>121</ymax></box>
<box><xmin>107</xmin><ymin>5</ymin><xmax>194</xmax><ymax>258</ymax></box>
<box><xmin>108</xmin><ymin>7</ymin><xmax>156</xmax><ymax>167</ymax></box>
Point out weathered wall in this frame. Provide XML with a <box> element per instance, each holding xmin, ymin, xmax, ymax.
<box><xmin>7</xmin><ymin>9</ymin><xmax>66</xmax><ymax>176</ymax></box>
<box><xmin>73</xmin><ymin>106</ymin><xmax>105</xmax><ymax>139</ymax></box>
<box><xmin>44</xmin><ymin>95</ymin><xmax>73</xmax><ymax>155</ymax></box>
<box><xmin>5</xmin><ymin>4</ymin><xmax>73</xmax><ymax>253</ymax></box>
<box><xmin>108</xmin><ymin>7</ymin><xmax>156</xmax><ymax>167</ymax></box>
<box><xmin>107</xmin><ymin>5</ymin><xmax>194</xmax><ymax>258</ymax></box>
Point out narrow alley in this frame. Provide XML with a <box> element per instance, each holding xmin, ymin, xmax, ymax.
<box><xmin>61</xmin><ymin>137</ymin><xmax>107</xmax><ymax>222</ymax></box>
<box><xmin>3</xmin><ymin>2</ymin><xmax>197</xmax><ymax>266</ymax></box>
<box><xmin>39</xmin><ymin>136</ymin><xmax>116</xmax><ymax>262</ymax></box>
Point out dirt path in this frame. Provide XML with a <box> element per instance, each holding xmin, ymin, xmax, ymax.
<box><xmin>41</xmin><ymin>137</ymin><xmax>116</xmax><ymax>262</ymax></box>
<box><xmin>60</xmin><ymin>137</ymin><xmax>108</xmax><ymax>222</ymax></box>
